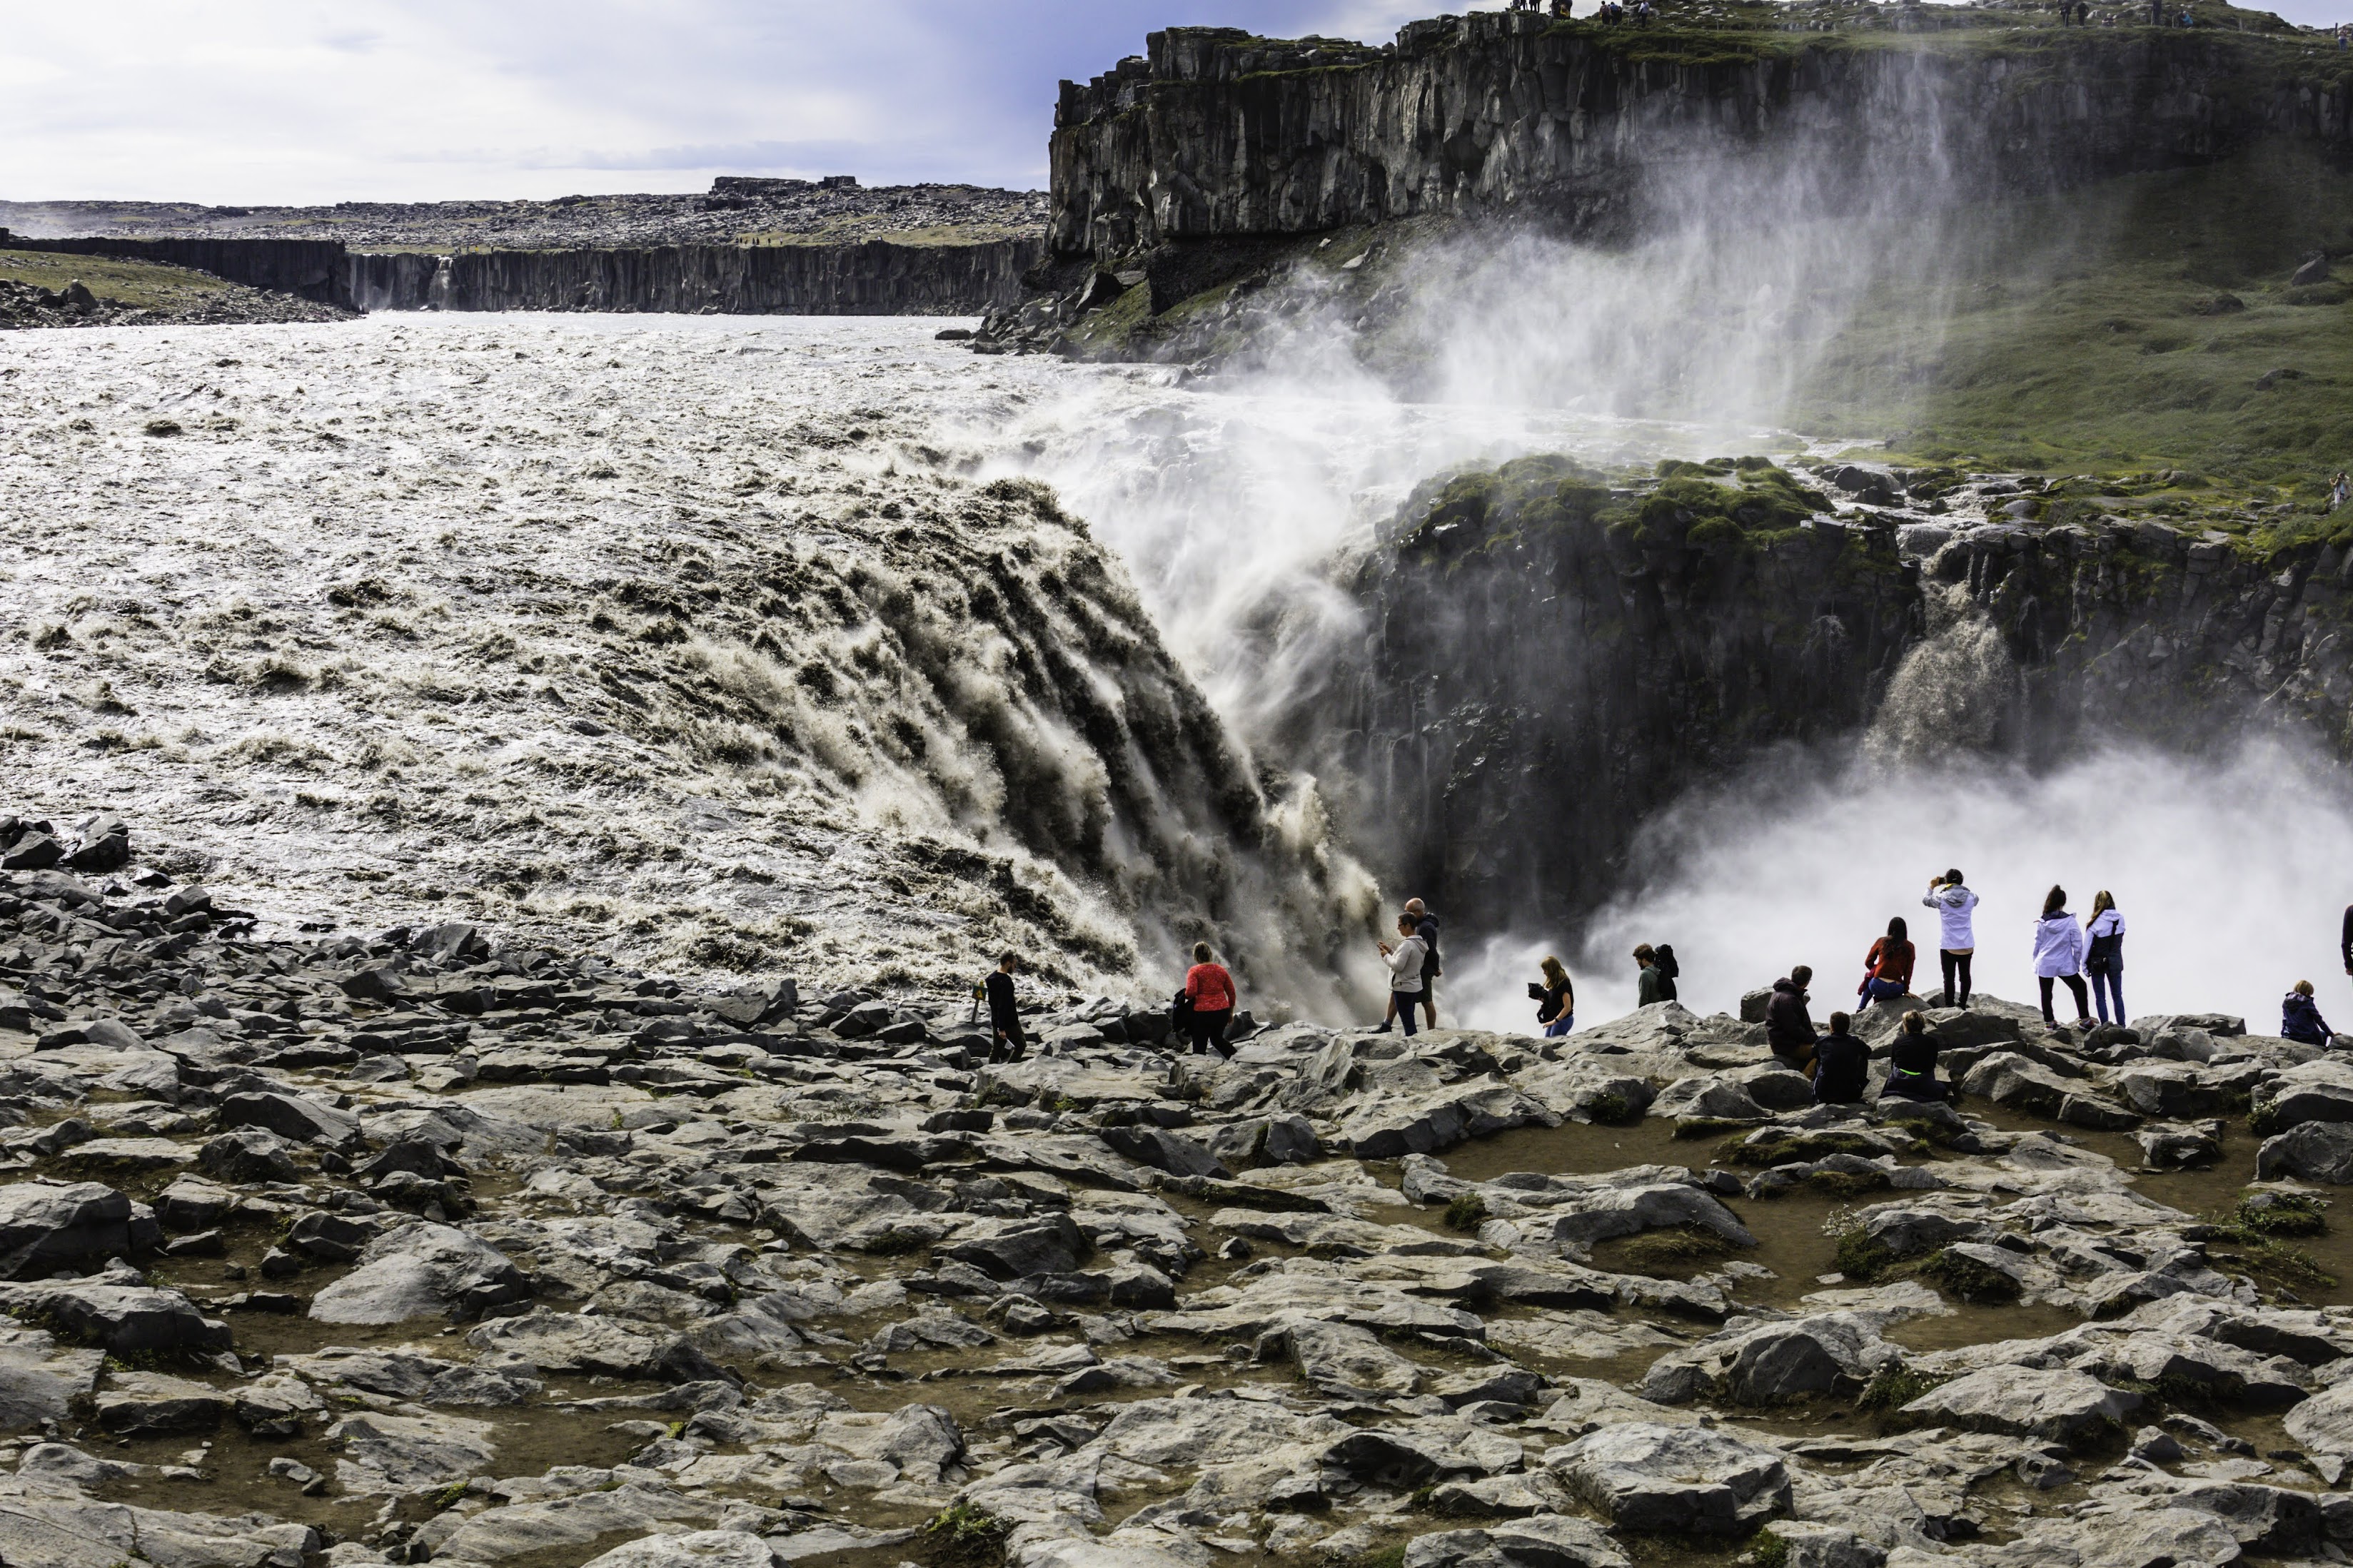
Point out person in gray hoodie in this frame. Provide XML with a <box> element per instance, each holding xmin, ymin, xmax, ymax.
<box><xmin>1923</xmin><ymin>870</ymin><xmax>1979</xmax><ymax>1008</ymax></box>
<box><xmin>2033</xmin><ymin>884</ymin><xmax>2094</xmax><ymax>1029</ymax></box>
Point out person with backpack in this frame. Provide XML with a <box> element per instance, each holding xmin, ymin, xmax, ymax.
<box><xmin>1880</xmin><ymin>1011</ymin><xmax>1947</xmax><ymax>1101</ymax></box>
<box><xmin>1634</xmin><ymin>945</ymin><xmax>1667</xmax><ymax>1006</ymax></box>
<box><xmin>1859</xmin><ymin>916</ymin><xmax>1915</xmax><ymax>1008</ymax></box>
<box><xmin>1923</xmin><ymin>870</ymin><xmax>1979</xmax><ymax>1008</ymax></box>
<box><xmin>2033</xmin><ymin>885</ymin><xmax>2094</xmax><ymax>1029</ymax></box>
<box><xmin>1181</xmin><ymin>941</ymin><xmax>1236</xmax><ymax>1058</ymax></box>
<box><xmin>984</xmin><ymin>952</ymin><xmax>1027</xmax><ymax>1064</ymax></box>
<box><xmin>2285</xmin><ymin>981</ymin><xmax>2336</xmax><ymax>1046</ymax></box>
<box><xmin>1405</xmin><ymin>897</ymin><xmax>1441</xmax><ymax>1029</ymax></box>
<box><xmin>1377</xmin><ymin>915</ymin><xmax>1428</xmax><ymax>1038</ymax></box>
<box><xmin>2083</xmin><ymin>892</ymin><xmax>2126</xmax><ymax>1026</ymax></box>
<box><xmin>1534</xmin><ymin>956</ymin><xmax>1574</xmax><ymax>1037</ymax></box>
<box><xmin>1812</xmin><ymin>1011</ymin><xmax>1869</xmax><ymax>1104</ymax></box>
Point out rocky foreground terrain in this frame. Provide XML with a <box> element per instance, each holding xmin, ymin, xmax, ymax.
<box><xmin>0</xmin><ymin>181</ymin><xmax>1049</xmax><ymax>255</ymax></box>
<box><xmin>6</xmin><ymin>809</ymin><xmax>2353</xmax><ymax>1568</ymax></box>
<box><xmin>0</xmin><ymin>269</ymin><xmax>351</xmax><ymax>332</ymax></box>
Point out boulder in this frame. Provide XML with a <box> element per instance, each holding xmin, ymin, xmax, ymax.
<box><xmin>0</xmin><ymin>1180</ymin><xmax>139</xmax><ymax>1278</ymax></box>
<box><xmin>1403</xmin><ymin>1514</ymin><xmax>1629</xmax><ymax>1568</ymax></box>
<box><xmin>94</xmin><ymin>1371</ymin><xmax>224</xmax><ymax>1435</ymax></box>
<box><xmin>0</xmin><ymin>1321</ymin><xmax>104</xmax><ymax>1427</ymax></box>
<box><xmin>942</xmin><ymin>1213</ymin><xmax>1091</xmax><ymax>1280</ymax></box>
<box><xmin>580</xmin><ymin>1533</ymin><xmax>787</xmax><ymax>1568</ymax></box>
<box><xmin>2286</xmin><ymin>1377</ymin><xmax>2353</xmax><ymax>1455</ymax></box>
<box><xmin>308</xmin><ymin>1222</ymin><xmax>530</xmax><ymax>1324</ymax></box>
<box><xmin>1637</xmin><ymin>1312</ymin><xmax>1898</xmax><ymax>1405</ymax></box>
<box><xmin>1098</xmin><ymin>1124</ymin><xmax>1228</xmax><ymax>1179</ymax></box>
<box><xmin>2258</xmin><ymin>1121</ymin><xmax>2353</xmax><ymax>1183</ymax></box>
<box><xmin>328</xmin><ymin>1408</ymin><xmax>497</xmax><ymax>1492</ymax></box>
<box><xmin>217</xmin><ymin>1091</ymin><xmax>360</xmax><ymax>1147</ymax></box>
<box><xmin>2255</xmin><ymin>1061</ymin><xmax>2353</xmax><ymax>1133</ymax></box>
<box><xmin>0</xmin><ymin>1283</ymin><xmax>230</xmax><ymax>1356</ymax></box>
<box><xmin>467</xmin><ymin>1309</ymin><xmax>729</xmax><ymax>1383</ymax></box>
<box><xmin>1549</xmin><ymin>1421</ymin><xmax>1791</xmax><ymax>1533</ymax></box>
<box><xmin>196</xmin><ymin>1127</ymin><xmax>304</xmax><ymax>1183</ymax></box>
<box><xmin>68</xmin><ymin>816</ymin><xmax>130</xmax><ymax>873</ymax></box>
<box><xmin>1899</xmin><ymin>1365</ymin><xmax>2140</xmax><ymax>1441</ymax></box>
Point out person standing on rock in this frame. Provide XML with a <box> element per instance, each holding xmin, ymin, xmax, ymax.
<box><xmin>1765</xmin><ymin>966</ymin><xmax>1819</xmax><ymax>1071</ymax></box>
<box><xmin>1923</xmin><ymin>869</ymin><xmax>1979</xmax><ymax>1008</ymax></box>
<box><xmin>1812</xmin><ymin>1011</ymin><xmax>1869</xmax><ymax>1105</ymax></box>
<box><xmin>1859</xmin><ymin>916</ymin><xmax>1915</xmax><ymax>1008</ymax></box>
<box><xmin>1378</xmin><ymin>916</ymin><xmax>1428</xmax><ymax>1038</ymax></box>
<box><xmin>1183</xmin><ymin>941</ymin><xmax>1236</xmax><ymax>1058</ymax></box>
<box><xmin>1880</xmin><ymin>1011</ymin><xmax>1947</xmax><ymax>1101</ymax></box>
<box><xmin>2033</xmin><ymin>886</ymin><xmax>2095</xmax><ymax>1030</ymax></box>
<box><xmin>985</xmin><ymin>952</ymin><xmax>1027</xmax><ymax>1064</ymax></box>
<box><xmin>1406</xmin><ymin>897</ymin><xmax>1442</xmax><ymax>1030</ymax></box>
<box><xmin>1536</xmin><ymin>956</ymin><xmax>1575</xmax><ymax>1037</ymax></box>
<box><xmin>2284</xmin><ymin>980</ymin><xmax>2335</xmax><ymax>1046</ymax></box>
<box><xmin>2083</xmin><ymin>891</ymin><xmax>2126</xmax><ymax>1026</ymax></box>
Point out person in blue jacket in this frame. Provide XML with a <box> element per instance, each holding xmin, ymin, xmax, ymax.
<box><xmin>2284</xmin><ymin>981</ymin><xmax>2336</xmax><ymax>1047</ymax></box>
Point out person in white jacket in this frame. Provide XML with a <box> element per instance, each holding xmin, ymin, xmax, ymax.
<box><xmin>1923</xmin><ymin>869</ymin><xmax>1979</xmax><ymax>1008</ymax></box>
<box><xmin>1378</xmin><ymin>916</ymin><xmax>1428</xmax><ymax>1038</ymax></box>
<box><xmin>2033</xmin><ymin>884</ymin><xmax>2093</xmax><ymax>1029</ymax></box>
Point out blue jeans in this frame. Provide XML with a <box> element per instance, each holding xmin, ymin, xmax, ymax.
<box><xmin>2090</xmin><ymin>966</ymin><xmax>2125</xmax><ymax>1026</ymax></box>
<box><xmin>1861</xmin><ymin>977</ymin><xmax>1908</xmax><ymax>1005</ymax></box>
<box><xmin>1543</xmin><ymin>1014</ymin><xmax>1574</xmax><ymax>1038</ymax></box>
<box><xmin>1394</xmin><ymin>992</ymin><xmax>1420</xmax><ymax>1037</ymax></box>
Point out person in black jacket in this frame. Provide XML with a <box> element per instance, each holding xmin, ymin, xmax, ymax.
<box><xmin>1880</xmin><ymin>1011</ymin><xmax>1945</xmax><ymax>1101</ymax></box>
<box><xmin>984</xmin><ymin>952</ymin><xmax>1026</xmax><ymax>1064</ymax></box>
<box><xmin>2285</xmin><ymin>981</ymin><xmax>2335</xmax><ymax>1047</ymax></box>
<box><xmin>1765</xmin><ymin>967</ymin><xmax>1818</xmax><ymax>1071</ymax></box>
<box><xmin>1812</xmin><ymin>1012</ymin><xmax>1868</xmax><ymax>1104</ymax></box>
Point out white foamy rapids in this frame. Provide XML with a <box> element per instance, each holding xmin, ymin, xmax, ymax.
<box><xmin>1443</xmin><ymin>739</ymin><xmax>2353</xmax><ymax>1039</ymax></box>
<box><xmin>0</xmin><ymin>313</ymin><xmax>1369</xmax><ymax>1003</ymax></box>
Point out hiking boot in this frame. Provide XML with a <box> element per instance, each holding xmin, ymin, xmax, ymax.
<box><xmin>1369</xmin><ymin>1021</ymin><xmax>1392</xmax><ymax>1034</ymax></box>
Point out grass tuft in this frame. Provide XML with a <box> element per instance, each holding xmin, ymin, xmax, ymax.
<box><xmin>1443</xmin><ymin>1193</ymin><xmax>1490</xmax><ymax>1233</ymax></box>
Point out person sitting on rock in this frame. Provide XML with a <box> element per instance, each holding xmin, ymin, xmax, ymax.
<box><xmin>1634</xmin><ymin>944</ymin><xmax>1668</xmax><ymax>1007</ymax></box>
<box><xmin>1880</xmin><ymin>1011</ymin><xmax>1947</xmax><ymax>1101</ymax></box>
<box><xmin>1812</xmin><ymin>1012</ymin><xmax>1869</xmax><ymax>1105</ymax></box>
<box><xmin>1765</xmin><ymin>966</ymin><xmax>1819</xmax><ymax>1071</ymax></box>
<box><xmin>1859</xmin><ymin>916</ymin><xmax>1915</xmax><ymax>1008</ymax></box>
<box><xmin>2284</xmin><ymin>980</ymin><xmax>2335</xmax><ymax>1046</ymax></box>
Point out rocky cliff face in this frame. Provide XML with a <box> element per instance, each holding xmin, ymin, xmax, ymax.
<box><xmin>1048</xmin><ymin>12</ymin><xmax>2350</xmax><ymax>265</ymax></box>
<box><xmin>1307</xmin><ymin>457</ymin><xmax>2353</xmax><ymax>935</ymax></box>
<box><xmin>9</xmin><ymin>236</ymin><xmax>354</xmax><ymax>307</ymax></box>
<box><xmin>348</xmin><ymin>238</ymin><xmax>1045</xmax><ymax>316</ymax></box>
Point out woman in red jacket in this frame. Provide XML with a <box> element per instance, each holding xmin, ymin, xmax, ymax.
<box><xmin>1859</xmin><ymin>916</ymin><xmax>1915</xmax><ymax>1008</ymax></box>
<box><xmin>1184</xmin><ymin>941</ymin><xmax>1236</xmax><ymax>1058</ymax></box>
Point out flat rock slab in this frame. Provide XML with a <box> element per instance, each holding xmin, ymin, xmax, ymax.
<box><xmin>1900</xmin><ymin>1365</ymin><xmax>2141</xmax><ymax>1440</ymax></box>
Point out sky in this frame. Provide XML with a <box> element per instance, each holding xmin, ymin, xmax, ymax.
<box><xmin>15</xmin><ymin>0</ymin><xmax>2344</xmax><ymax>208</ymax></box>
<box><xmin>0</xmin><ymin>1</ymin><xmax>1481</xmax><ymax>206</ymax></box>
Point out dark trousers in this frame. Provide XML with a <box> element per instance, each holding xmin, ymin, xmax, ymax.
<box><xmin>2089</xmin><ymin>966</ymin><xmax>2124</xmax><ymax>1026</ymax></box>
<box><xmin>988</xmin><ymin>1018</ymin><xmax>1027</xmax><ymax>1063</ymax></box>
<box><xmin>1394</xmin><ymin>991</ymin><xmax>1421</xmax><ymax>1037</ymax></box>
<box><xmin>2039</xmin><ymin>975</ymin><xmax>2090</xmax><ymax>1025</ymax></box>
<box><xmin>1188</xmin><ymin>1008</ymin><xmax>1232</xmax><ymax>1057</ymax></box>
<box><xmin>1940</xmin><ymin>950</ymin><xmax>1973</xmax><ymax>1007</ymax></box>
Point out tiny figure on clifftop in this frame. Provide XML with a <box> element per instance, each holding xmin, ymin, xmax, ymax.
<box><xmin>1766</xmin><ymin>966</ymin><xmax>1819</xmax><ymax>1072</ymax></box>
<box><xmin>2285</xmin><ymin>981</ymin><xmax>2335</xmax><ymax>1046</ymax></box>
<box><xmin>1812</xmin><ymin>1012</ymin><xmax>1869</xmax><ymax>1105</ymax></box>
<box><xmin>1182</xmin><ymin>941</ymin><xmax>1236</xmax><ymax>1058</ymax></box>
<box><xmin>1378</xmin><ymin>916</ymin><xmax>1429</xmax><ymax>1038</ymax></box>
<box><xmin>1881</xmin><ymin>1011</ymin><xmax>1948</xmax><ymax>1102</ymax></box>
<box><xmin>985</xmin><ymin>951</ymin><xmax>1027</xmax><ymax>1064</ymax></box>
<box><xmin>2033</xmin><ymin>885</ymin><xmax>2095</xmax><ymax>1031</ymax></box>
<box><xmin>1924</xmin><ymin>869</ymin><xmax>1979</xmax><ymax>1008</ymax></box>
<box><xmin>1860</xmin><ymin>916</ymin><xmax>1915</xmax><ymax>1009</ymax></box>
<box><xmin>1534</xmin><ymin>956</ymin><xmax>1576</xmax><ymax>1037</ymax></box>
<box><xmin>2330</xmin><ymin>471</ymin><xmax>2349</xmax><ymax>512</ymax></box>
<box><xmin>2083</xmin><ymin>891</ymin><xmax>2127</xmax><ymax>1026</ymax></box>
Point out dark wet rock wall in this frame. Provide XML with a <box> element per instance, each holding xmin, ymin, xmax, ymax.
<box><xmin>1311</xmin><ymin>461</ymin><xmax>2353</xmax><ymax>936</ymax></box>
<box><xmin>1049</xmin><ymin>15</ymin><xmax>2353</xmax><ymax>263</ymax></box>
<box><xmin>348</xmin><ymin>238</ymin><xmax>1047</xmax><ymax>315</ymax></box>
<box><xmin>8</xmin><ymin>236</ymin><xmax>354</xmax><ymax>307</ymax></box>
